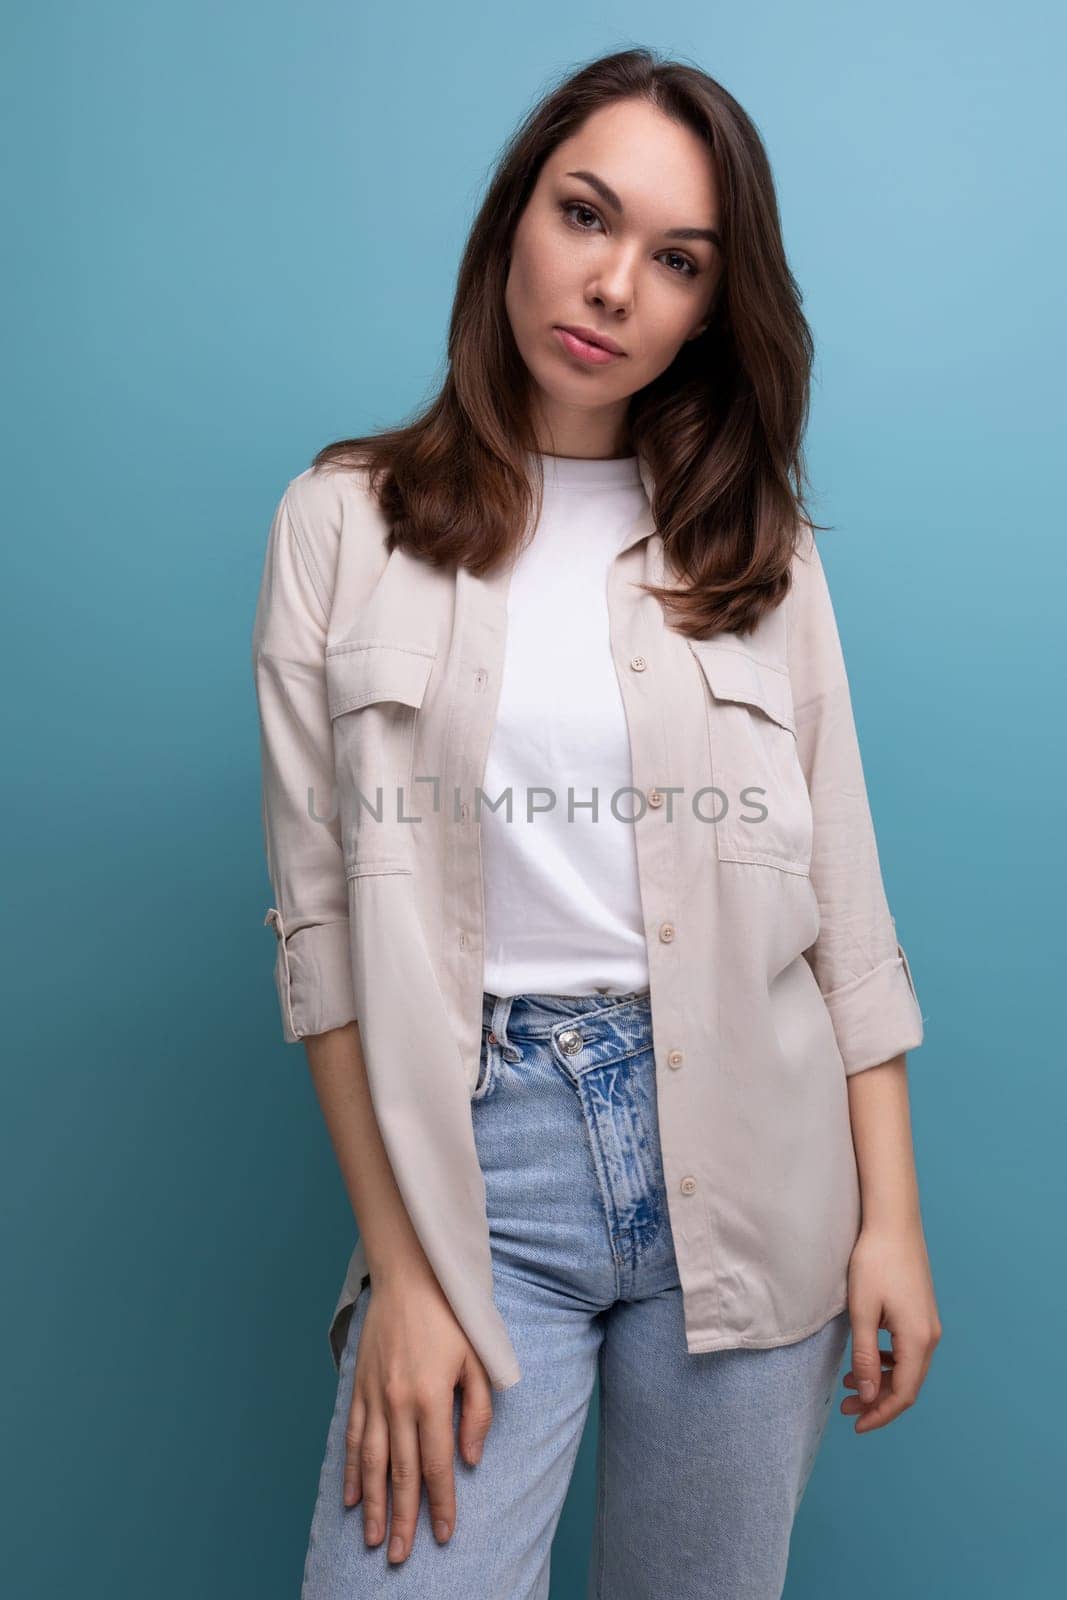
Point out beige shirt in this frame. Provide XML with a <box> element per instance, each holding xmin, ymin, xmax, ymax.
<box><xmin>251</xmin><ymin>457</ymin><xmax>925</xmax><ymax>1389</ymax></box>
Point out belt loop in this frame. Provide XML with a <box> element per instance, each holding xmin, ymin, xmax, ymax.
<box><xmin>490</xmin><ymin>993</ymin><xmax>520</xmax><ymax>1060</ymax></box>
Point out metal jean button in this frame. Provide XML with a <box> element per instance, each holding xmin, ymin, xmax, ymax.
<box><xmin>557</xmin><ymin>1028</ymin><xmax>584</xmax><ymax>1054</ymax></box>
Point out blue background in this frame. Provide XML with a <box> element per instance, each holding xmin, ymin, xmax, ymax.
<box><xmin>4</xmin><ymin>2</ymin><xmax>1064</xmax><ymax>1594</ymax></box>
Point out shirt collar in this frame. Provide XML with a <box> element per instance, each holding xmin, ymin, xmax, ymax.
<box><xmin>613</xmin><ymin>450</ymin><xmax>657</xmax><ymax>556</ymax></box>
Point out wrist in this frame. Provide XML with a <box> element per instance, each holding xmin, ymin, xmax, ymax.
<box><xmin>364</xmin><ymin>1239</ymin><xmax>441</xmax><ymax>1295</ymax></box>
<box><xmin>857</xmin><ymin>1203</ymin><xmax>924</xmax><ymax>1237</ymax></box>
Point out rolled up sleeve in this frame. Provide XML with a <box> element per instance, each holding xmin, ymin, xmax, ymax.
<box><xmin>788</xmin><ymin>526</ymin><xmax>925</xmax><ymax>1075</ymax></box>
<box><xmin>251</xmin><ymin>489</ymin><xmax>357</xmax><ymax>1043</ymax></box>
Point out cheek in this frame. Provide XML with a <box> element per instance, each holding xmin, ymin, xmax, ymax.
<box><xmin>517</xmin><ymin>233</ymin><xmax>576</xmax><ymax>304</ymax></box>
<box><xmin>504</xmin><ymin>258</ymin><xmax>538</xmax><ymax>344</ymax></box>
<box><xmin>506</xmin><ymin>248</ymin><xmax>544</xmax><ymax>328</ymax></box>
<box><xmin>506</xmin><ymin>250</ymin><xmax>572</xmax><ymax>360</ymax></box>
<box><xmin>632</xmin><ymin>300</ymin><xmax>702</xmax><ymax>378</ymax></box>
<box><xmin>649</xmin><ymin>288</ymin><xmax>701</xmax><ymax>343</ymax></box>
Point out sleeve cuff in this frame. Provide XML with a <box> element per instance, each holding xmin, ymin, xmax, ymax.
<box><xmin>264</xmin><ymin>908</ymin><xmax>357</xmax><ymax>1043</ymax></box>
<box><xmin>822</xmin><ymin>943</ymin><xmax>925</xmax><ymax>1076</ymax></box>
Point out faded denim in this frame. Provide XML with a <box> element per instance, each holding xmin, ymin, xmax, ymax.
<box><xmin>300</xmin><ymin>989</ymin><xmax>852</xmax><ymax>1599</ymax></box>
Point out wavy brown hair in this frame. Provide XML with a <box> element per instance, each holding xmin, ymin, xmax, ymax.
<box><xmin>311</xmin><ymin>47</ymin><xmax>827</xmax><ymax>639</ymax></box>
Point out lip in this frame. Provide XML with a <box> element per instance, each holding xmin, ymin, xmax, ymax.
<box><xmin>553</xmin><ymin>324</ymin><xmax>627</xmax><ymax>365</ymax></box>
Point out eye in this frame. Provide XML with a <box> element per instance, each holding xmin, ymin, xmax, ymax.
<box><xmin>560</xmin><ymin>199</ymin><xmax>603</xmax><ymax>233</ymax></box>
<box><xmin>660</xmin><ymin>250</ymin><xmax>698</xmax><ymax>278</ymax></box>
<box><xmin>558</xmin><ymin>200</ymin><xmax>699</xmax><ymax>277</ymax></box>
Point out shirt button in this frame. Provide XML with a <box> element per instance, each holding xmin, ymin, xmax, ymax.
<box><xmin>659</xmin><ymin>922</ymin><xmax>675</xmax><ymax>942</ymax></box>
<box><xmin>648</xmin><ymin>789</ymin><xmax>663</xmax><ymax>807</ymax></box>
<box><xmin>630</xmin><ymin>655</ymin><xmax>647</xmax><ymax>671</ymax></box>
<box><xmin>667</xmin><ymin>1049</ymin><xmax>683</xmax><ymax>1068</ymax></box>
<box><xmin>680</xmin><ymin>1175</ymin><xmax>698</xmax><ymax>1195</ymax></box>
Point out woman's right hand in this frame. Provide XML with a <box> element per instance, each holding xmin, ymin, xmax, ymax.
<box><xmin>343</xmin><ymin>1273</ymin><xmax>495</xmax><ymax>1565</ymax></box>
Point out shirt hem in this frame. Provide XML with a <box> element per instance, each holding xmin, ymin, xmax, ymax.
<box><xmin>683</xmin><ymin>1298</ymin><xmax>849</xmax><ymax>1354</ymax></box>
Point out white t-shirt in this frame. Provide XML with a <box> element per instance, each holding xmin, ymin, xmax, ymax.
<box><xmin>481</xmin><ymin>451</ymin><xmax>652</xmax><ymax>997</ymax></box>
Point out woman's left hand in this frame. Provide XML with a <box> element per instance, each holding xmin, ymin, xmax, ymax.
<box><xmin>842</xmin><ymin>1221</ymin><xmax>943</xmax><ymax>1433</ymax></box>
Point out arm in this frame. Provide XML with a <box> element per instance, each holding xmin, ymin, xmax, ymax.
<box><xmin>251</xmin><ymin>486</ymin><xmax>493</xmax><ymax>1558</ymax></box>
<box><xmin>252</xmin><ymin>488</ymin><xmax>358</xmax><ymax>1042</ymax></box>
<box><xmin>786</xmin><ymin>525</ymin><xmax>924</xmax><ymax>1075</ymax></box>
<box><xmin>844</xmin><ymin>1057</ymin><xmax>942</xmax><ymax>1432</ymax></box>
<box><xmin>252</xmin><ymin>486</ymin><xmax>447</xmax><ymax>1288</ymax></box>
<box><xmin>300</xmin><ymin>1020</ymin><xmax>439</xmax><ymax>1289</ymax></box>
<box><xmin>786</xmin><ymin>525</ymin><xmax>942</xmax><ymax>1432</ymax></box>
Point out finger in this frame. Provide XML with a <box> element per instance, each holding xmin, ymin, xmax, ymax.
<box><xmin>912</xmin><ymin>1319</ymin><xmax>942</xmax><ymax>1394</ymax></box>
<box><xmin>848</xmin><ymin>1302</ymin><xmax>885</xmax><ymax>1407</ymax></box>
<box><xmin>384</xmin><ymin>1402</ymin><xmax>422</xmax><ymax>1565</ymax></box>
<box><xmin>342</xmin><ymin>1389</ymin><xmax>368</xmax><ymax>1508</ymax></box>
<box><xmin>841</xmin><ymin>1347</ymin><xmax>895</xmax><ymax>1389</ymax></box>
<box><xmin>359</xmin><ymin>1407</ymin><xmax>390</xmax><ymax>1548</ymax></box>
<box><xmin>417</xmin><ymin>1391</ymin><xmax>459</xmax><ymax>1545</ymax></box>
<box><xmin>840</xmin><ymin>1369</ymin><xmax>891</xmax><ymax>1415</ymax></box>
<box><xmin>855</xmin><ymin>1339</ymin><xmax>925</xmax><ymax>1433</ymax></box>
<box><xmin>456</xmin><ymin>1356</ymin><xmax>494</xmax><ymax>1468</ymax></box>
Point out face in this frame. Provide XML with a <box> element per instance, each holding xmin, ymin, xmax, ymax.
<box><xmin>504</xmin><ymin>97</ymin><xmax>724</xmax><ymax>458</ymax></box>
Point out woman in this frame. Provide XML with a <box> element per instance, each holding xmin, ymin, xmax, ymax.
<box><xmin>252</xmin><ymin>47</ymin><xmax>942</xmax><ymax>1599</ymax></box>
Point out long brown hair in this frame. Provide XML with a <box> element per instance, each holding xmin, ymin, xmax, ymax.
<box><xmin>311</xmin><ymin>47</ymin><xmax>827</xmax><ymax>639</ymax></box>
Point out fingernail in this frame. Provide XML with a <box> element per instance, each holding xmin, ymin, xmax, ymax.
<box><xmin>859</xmin><ymin>1379</ymin><xmax>876</xmax><ymax>1401</ymax></box>
<box><xmin>466</xmin><ymin>1442</ymin><xmax>482</xmax><ymax>1464</ymax></box>
<box><xmin>434</xmin><ymin>1519</ymin><xmax>450</xmax><ymax>1541</ymax></box>
<box><xmin>388</xmin><ymin>1535</ymin><xmax>405</xmax><ymax>1560</ymax></box>
<box><xmin>364</xmin><ymin>1521</ymin><xmax>379</xmax><ymax>1543</ymax></box>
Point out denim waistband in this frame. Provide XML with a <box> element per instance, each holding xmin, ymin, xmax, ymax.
<box><xmin>481</xmin><ymin>987</ymin><xmax>652</xmax><ymax>1042</ymax></box>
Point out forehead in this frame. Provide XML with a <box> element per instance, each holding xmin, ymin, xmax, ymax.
<box><xmin>542</xmin><ymin>100</ymin><xmax>721</xmax><ymax>222</ymax></box>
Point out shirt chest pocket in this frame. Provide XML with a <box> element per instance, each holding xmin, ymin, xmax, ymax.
<box><xmin>324</xmin><ymin>640</ymin><xmax>436</xmax><ymax>878</ymax></box>
<box><xmin>689</xmin><ymin>642</ymin><xmax>813</xmax><ymax>876</ymax></box>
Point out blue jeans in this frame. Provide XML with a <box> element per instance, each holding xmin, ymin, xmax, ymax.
<box><xmin>301</xmin><ymin>989</ymin><xmax>851</xmax><ymax>1599</ymax></box>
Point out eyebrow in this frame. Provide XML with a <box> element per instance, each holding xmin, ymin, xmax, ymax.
<box><xmin>564</xmin><ymin>169</ymin><xmax>723</xmax><ymax>249</ymax></box>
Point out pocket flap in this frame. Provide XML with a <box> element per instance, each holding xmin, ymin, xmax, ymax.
<box><xmin>689</xmin><ymin>643</ymin><xmax>796</xmax><ymax>735</ymax></box>
<box><xmin>324</xmin><ymin>641</ymin><xmax>436</xmax><ymax>719</ymax></box>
